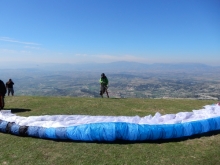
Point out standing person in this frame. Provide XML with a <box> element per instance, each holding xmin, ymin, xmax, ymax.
<box><xmin>0</xmin><ymin>79</ymin><xmax>7</xmax><ymax>109</ymax></box>
<box><xmin>6</xmin><ymin>79</ymin><xmax>14</xmax><ymax>96</ymax></box>
<box><xmin>99</xmin><ymin>73</ymin><xmax>109</xmax><ymax>98</ymax></box>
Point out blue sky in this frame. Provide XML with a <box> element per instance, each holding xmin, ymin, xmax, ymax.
<box><xmin>0</xmin><ymin>0</ymin><xmax>220</xmax><ymax>66</ymax></box>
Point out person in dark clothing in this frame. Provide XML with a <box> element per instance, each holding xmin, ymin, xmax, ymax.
<box><xmin>6</xmin><ymin>79</ymin><xmax>14</xmax><ymax>96</ymax></box>
<box><xmin>0</xmin><ymin>80</ymin><xmax>7</xmax><ymax>109</ymax></box>
<box><xmin>99</xmin><ymin>73</ymin><xmax>109</xmax><ymax>98</ymax></box>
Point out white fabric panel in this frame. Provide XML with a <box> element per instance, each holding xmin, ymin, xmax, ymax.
<box><xmin>0</xmin><ymin>104</ymin><xmax>220</xmax><ymax>128</ymax></box>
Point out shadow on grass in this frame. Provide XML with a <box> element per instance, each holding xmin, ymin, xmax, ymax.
<box><xmin>97</xmin><ymin>97</ymin><xmax>127</xmax><ymax>99</ymax></box>
<box><xmin>7</xmin><ymin>108</ymin><xmax>31</xmax><ymax>113</ymax></box>
<box><xmin>109</xmin><ymin>98</ymin><xmax>127</xmax><ymax>99</ymax></box>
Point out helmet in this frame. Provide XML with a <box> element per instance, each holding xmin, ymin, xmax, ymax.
<box><xmin>101</xmin><ymin>73</ymin><xmax>105</xmax><ymax>77</ymax></box>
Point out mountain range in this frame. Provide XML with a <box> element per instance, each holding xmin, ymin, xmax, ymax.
<box><xmin>1</xmin><ymin>61</ymin><xmax>220</xmax><ymax>73</ymax></box>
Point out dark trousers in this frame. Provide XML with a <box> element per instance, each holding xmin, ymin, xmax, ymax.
<box><xmin>100</xmin><ymin>84</ymin><xmax>109</xmax><ymax>98</ymax></box>
<box><xmin>0</xmin><ymin>95</ymin><xmax>4</xmax><ymax>109</ymax></box>
<box><xmin>100</xmin><ymin>84</ymin><xmax>107</xmax><ymax>95</ymax></box>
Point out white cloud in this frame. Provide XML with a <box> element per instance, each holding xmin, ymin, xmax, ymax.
<box><xmin>24</xmin><ymin>46</ymin><xmax>41</xmax><ymax>50</ymax></box>
<box><xmin>0</xmin><ymin>37</ymin><xmax>40</xmax><ymax>45</ymax></box>
<box><xmin>95</xmin><ymin>54</ymin><xmax>149</xmax><ymax>63</ymax></box>
<box><xmin>75</xmin><ymin>54</ymin><xmax>88</xmax><ymax>57</ymax></box>
<box><xmin>0</xmin><ymin>48</ymin><xmax>219</xmax><ymax>66</ymax></box>
<box><xmin>0</xmin><ymin>48</ymin><xmax>40</xmax><ymax>62</ymax></box>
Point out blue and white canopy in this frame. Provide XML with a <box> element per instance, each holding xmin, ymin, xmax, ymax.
<box><xmin>0</xmin><ymin>103</ymin><xmax>220</xmax><ymax>142</ymax></box>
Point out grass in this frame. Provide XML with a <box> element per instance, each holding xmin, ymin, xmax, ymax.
<box><xmin>0</xmin><ymin>96</ymin><xmax>220</xmax><ymax>165</ymax></box>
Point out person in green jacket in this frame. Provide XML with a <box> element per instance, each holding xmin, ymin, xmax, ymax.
<box><xmin>99</xmin><ymin>73</ymin><xmax>109</xmax><ymax>98</ymax></box>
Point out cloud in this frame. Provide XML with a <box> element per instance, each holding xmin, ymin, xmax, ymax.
<box><xmin>64</xmin><ymin>54</ymin><xmax>150</xmax><ymax>64</ymax></box>
<box><xmin>95</xmin><ymin>54</ymin><xmax>149</xmax><ymax>63</ymax></box>
<box><xmin>0</xmin><ymin>37</ymin><xmax>40</xmax><ymax>45</ymax></box>
<box><xmin>0</xmin><ymin>48</ymin><xmax>33</xmax><ymax>58</ymax></box>
<box><xmin>75</xmin><ymin>54</ymin><xmax>88</xmax><ymax>57</ymax></box>
<box><xmin>24</xmin><ymin>46</ymin><xmax>41</xmax><ymax>50</ymax></box>
<box><xmin>1</xmin><ymin>48</ymin><xmax>219</xmax><ymax>66</ymax></box>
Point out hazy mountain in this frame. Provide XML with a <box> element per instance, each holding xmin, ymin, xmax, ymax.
<box><xmin>1</xmin><ymin>61</ymin><xmax>220</xmax><ymax>73</ymax></box>
<box><xmin>37</xmin><ymin>61</ymin><xmax>220</xmax><ymax>73</ymax></box>
<box><xmin>0</xmin><ymin>62</ymin><xmax>220</xmax><ymax>99</ymax></box>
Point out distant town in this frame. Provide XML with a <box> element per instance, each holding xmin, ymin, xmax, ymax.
<box><xmin>1</xmin><ymin>62</ymin><xmax>220</xmax><ymax>100</ymax></box>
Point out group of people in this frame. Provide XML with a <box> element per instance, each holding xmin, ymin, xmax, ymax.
<box><xmin>0</xmin><ymin>73</ymin><xmax>108</xmax><ymax>109</ymax></box>
<box><xmin>0</xmin><ymin>79</ymin><xmax>14</xmax><ymax>109</ymax></box>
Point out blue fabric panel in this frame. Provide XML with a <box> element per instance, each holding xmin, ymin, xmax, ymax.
<box><xmin>215</xmin><ymin>117</ymin><xmax>220</xmax><ymax>129</ymax></box>
<box><xmin>78</xmin><ymin>124</ymin><xmax>93</xmax><ymax>141</ymax></box>
<box><xmin>10</xmin><ymin>123</ymin><xmax>20</xmax><ymax>135</ymax></box>
<box><xmin>173</xmin><ymin>124</ymin><xmax>184</xmax><ymax>138</ymax></box>
<box><xmin>136</xmin><ymin>124</ymin><xmax>152</xmax><ymax>141</ymax></box>
<box><xmin>97</xmin><ymin>123</ymin><xmax>115</xmax><ymax>141</ymax></box>
<box><xmin>160</xmin><ymin>125</ymin><xmax>175</xmax><ymax>139</ymax></box>
<box><xmin>38</xmin><ymin>127</ymin><xmax>47</xmax><ymax>138</ymax></box>
<box><xmin>190</xmin><ymin>121</ymin><xmax>203</xmax><ymax>135</ymax></box>
<box><xmin>66</xmin><ymin>125</ymin><xmax>86</xmax><ymax>141</ymax></box>
<box><xmin>127</xmin><ymin>123</ymin><xmax>139</xmax><ymax>141</ymax></box>
<box><xmin>27</xmin><ymin>126</ymin><xmax>40</xmax><ymax>137</ymax></box>
<box><xmin>182</xmin><ymin>122</ymin><xmax>193</xmax><ymax>137</ymax></box>
<box><xmin>115</xmin><ymin>122</ymin><xmax>128</xmax><ymax>140</ymax></box>
<box><xmin>90</xmin><ymin>123</ymin><xmax>115</xmax><ymax>141</ymax></box>
<box><xmin>0</xmin><ymin>120</ymin><xmax>8</xmax><ymax>132</ymax></box>
<box><xmin>55</xmin><ymin>127</ymin><xmax>68</xmax><ymax>140</ymax></box>
<box><xmin>207</xmin><ymin>118</ymin><xmax>217</xmax><ymax>131</ymax></box>
<box><xmin>27</xmin><ymin>126</ymin><xmax>47</xmax><ymax>138</ymax></box>
<box><xmin>90</xmin><ymin>123</ymin><xmax>105</xmax><ymax>141</ymax></box>
<box><xmin>150</xmin><ymin>125</ymin><xmax>164</xmax><ymax>140</ymax></box>
<box><xmin>45</xmin><ymin>128</ymin><xmax>57</xmax><ymax>139</ymax></box>
<box><xmin>200</xmin><ymin>120</ymin><xmax>210</xmax><ymax>133</ymax></box>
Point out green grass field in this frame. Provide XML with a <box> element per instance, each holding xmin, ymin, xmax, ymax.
<box><xmin>0</xmin><ymin>96</ymin><xmax>220</xmax><ymax>165</ymax></box>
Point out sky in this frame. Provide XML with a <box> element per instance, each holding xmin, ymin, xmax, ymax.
<box><xmin>0</xmin><ymin>0</ymin><xmax>220</xmax><ymax>67</ymax></box>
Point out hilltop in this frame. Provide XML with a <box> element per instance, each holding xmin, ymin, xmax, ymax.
<box><xmin>1</xmin><ymin>96</ymin><xmax>220</xmax><ymax>165</ymax></box>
